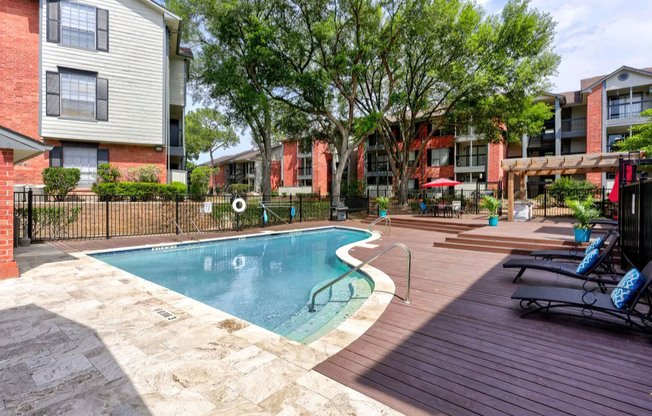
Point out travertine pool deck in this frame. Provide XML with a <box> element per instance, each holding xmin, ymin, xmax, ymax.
<box><xmin>1</xmin><ymin>221</ymin><xmax>402</xmax><ymax>415</ymax></box>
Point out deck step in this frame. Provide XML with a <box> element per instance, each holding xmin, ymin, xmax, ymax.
<box><xmin>442</xmin><ymin>236</ymin><xmax>585</xmax><ymax>252</ymax></box>
<box><xmin>361</xmin><ymin>217</ymin><xmax>481</xmax><ymax>234</ymax></box>
<box><xmin>454</xmin><ymin>232</ymin><xmax>589</xmax><ymax>247</ymax></box>
<box><xmin>433</xmin><ymin>241</ymin><xmax>535</xmax><ymax>255</ymax></box>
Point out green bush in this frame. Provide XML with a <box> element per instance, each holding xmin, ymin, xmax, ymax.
<box><xmin>42</xmin><ymin>167</ymin><xmax>80</xmax><ymax>201</ymax></box>
<box><xmin>16</xmin><ymin>206</ymin><xmax>82</xmax><ymax>237</ymax></box>
<box><xmin>92</xmin><ymin>182</ymin><xmax>182</xmax><ymax>200</ymax></box>
<box><xmin>228</xmin><ymin>183</ymin><xmax>249</xmax><ymax>194</ymax></box>
<box><xmin>479</xmin><ymin>196</ymin><xmax>502</xmax><ymax>218</ymax></box>
<box><xmin>170</xmin><ymin>181</ymin><xmax>187</xmax><ymax>194</ymax></box>
<box><xmin>341</xmin><ymin>179</ymin><xmax>365</xmax><ymax>197</ymax></box>
<box><xmin>190</xmin><ymin>166</ymin><xmax>212</xmax><ymax>197</ymax></box>
<box><xmin>124</xmin><ymin>164</ymin><xmax>162</xmax><ymax>183</ymax></box>
<box><xmin>97</xmin><ymin>164</ymin><xmax>121</xmax><ymax>183</ymax></box>
<box><xmin>565</xmin><ymin>195</ymin><xmax>600</xmax><ymax>230</ymax></box>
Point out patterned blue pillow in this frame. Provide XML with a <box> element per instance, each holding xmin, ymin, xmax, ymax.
<box><xmin>611</xmin><ymin>269</ymin><xmax>643</xmax><ymax>309</ymax></box>
<box><xmin>585</xmin><ymin>237</ymin><xmax>603</xmax><ymax>255</ymax></box>
<box><xmin>576</xmin><ymin>248</ymin><xmax>599</xmax><ymax>274</ymax></box>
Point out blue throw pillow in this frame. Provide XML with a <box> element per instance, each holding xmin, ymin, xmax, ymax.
<box><xmin>585</xmin><ymin>237</ymin><xmax>603</xmax><ymax>255</ymax></box>
<box><xmin>576</xmin><ymin>248</ymin><xmax>599</xmax><ymax>274</ymax></box>
<box><xmin>611</xmin><ymin>269</ymin><xmax>643</xmax><ymax>309</ymax></box>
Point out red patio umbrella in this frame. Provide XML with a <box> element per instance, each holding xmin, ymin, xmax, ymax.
<box><xmin>421</xmin><ymin>178</ymin><xmax>462</xmax><ymax>188</ymax></box>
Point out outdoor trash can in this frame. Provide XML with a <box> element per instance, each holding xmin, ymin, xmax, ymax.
<box><xmin>514</xmin><ymin>201</ymin><xmax>533</xmax><ymax>222</ymax></box>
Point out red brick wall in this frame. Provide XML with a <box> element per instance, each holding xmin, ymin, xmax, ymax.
<box><xmin>487</xmin><ymin>142</ymin><xmax>505</xmax><ymax>183</ymax></box>
<box><xmin>357</xmin><ymin>144</ymin><xmax>365</xmax><ymax>180</ymax></box>
<box><xmin>283</xmin><ymin>141</ymin><xmax>297</xmax><ymax>187</ymax></box>
<box><xmin>413</xmin><ymin>135</ymin><xmax>455</xmax><ymax>185</ymax></box>
<box><xmin>312</xmin><ymin>141</ymin><xmax>330</xmax><ymax>195</ymax></box>
<box><xmin>211</xmin><ymin>165</ymin><xmax>226</xmax><ymax>189</ymax></box>
<box><xmin>0</xmin><ymin>150</ymin><xmax>19</xmax><ymax>279</ymax></box>
<box><xmin>586</xmin><ymin>84</ymin><xmax>604</xmax><ymax>186</ymax></box>
<box><xmin>271</xmin><ymin>160</ymin><xmax>281</xmax><ymax>190</ymax></box>
<box><xmin>99</xmin><ymin>143</ymin><xmax>167</xmax><ymax>183</ymax></box>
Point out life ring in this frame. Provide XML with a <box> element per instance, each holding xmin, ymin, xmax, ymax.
<box><xmin>232</xmin><ymin>198</ymin><xmax>247</xmax><ymax>213</ymax></box>
<box><xmin>232</xmin><ymin>255</ymin><xmax>246</xmax><ymax>270</ymax></box>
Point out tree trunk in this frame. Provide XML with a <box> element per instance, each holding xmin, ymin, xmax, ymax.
<box><xmin>209</xmin><ymin>150</ymin><xmax>216</xmax><ymax>194</ymax></box>
<box><xmin>396</xmin><ymin>170</ymin><xmax>410</xmax><ymax>206</ymax></box>
<box><xmin>259</xmin><ymin>131</ymin><xmax>273</xmax><ymax>203</ymax></box>
<box><xmin>330</xmin><ymin>149</ymin><xmax>350</xmax><ymax>206</ymax></box>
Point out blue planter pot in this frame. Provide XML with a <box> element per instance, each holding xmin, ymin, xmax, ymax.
<box><xmin>574</xmin><ymin>228</ymin><xmax>591</xmax><ymax>242</ymax></box>
<box><xmin>380</xmin><ymin>210</ymin><xmax>387</xmax><ymax>217</ymax></box>
<box><xmin>488</xmin><ymin>217</ymin><xmax>498</xmax><ymax>226</ymax></box>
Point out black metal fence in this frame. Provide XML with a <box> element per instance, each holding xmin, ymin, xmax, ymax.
<box><xmin>14</xmin><ymin>191</ymin><xmax>335</xmax><ymax>242</ymax></box>
<box><xmin>530</xmin><ymin>187</ymin><xmax>614</xmax><ymax>218</ymax></box>
<box><xmin>369</xmin><ymin>187</ymin><xmax>504</xmax><ymax>216</ymax></box>
<box><xmin>620</xmin><ymin>179</ymin><xmax>652</xmax><ymax>270</ymax></box>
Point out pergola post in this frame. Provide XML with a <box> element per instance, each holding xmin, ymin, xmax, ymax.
<box><xmin>519</xmin><ymin>174</ymin><xmax>526</xmax><ymax>199</ymax></box>
<box><xmin>508</xmin><ymin>172</ymin><xmax>514</xmax><ymax>222</ymax></box>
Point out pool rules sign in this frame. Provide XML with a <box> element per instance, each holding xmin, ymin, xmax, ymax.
<box><xmin>204</xmin><ymin>202</ymin><xmax>212</xmax><ymax>214</ymax></box>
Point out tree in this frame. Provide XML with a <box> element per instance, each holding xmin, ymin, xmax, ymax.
<box><xmin>613</xmin><ymin>109</ymin><xmax>652</xmax><ymax>155</ymax></box>
<box><xmin>356</xmin><ymin>0</ymin><xmax>559</xmax><ymax>204</ymax></box>
<box><xmin>168</xmin><ymin>0</ymin><xmax>291</xmax><ymax>200</ymax></box>
<box><xmin>185</xmin><ymin>108</ymin><xmax>238</xmax><ymax>191</ymax></box>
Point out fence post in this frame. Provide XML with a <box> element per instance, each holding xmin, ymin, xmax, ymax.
<box><xmin>105</xmin><ymin>195</ymin><xmax>110</xmax><ymax>239</ymax></box>
<box><xmin>27</xmin><ymin>189</ymin><xmax>33</xmax><ymax>241</ymax></box>
<box><xmin>601</xmin><ymin>187</ymin><xmax>606</xmax><ymax>217</ymax></box>
<box><xmin>175</xmin><ymin>194</ymin><xmax>180</xmax><ymax>235</ymax></box>
<box><xmin>299</xmin><ymin>195</ymin><xmax>303</xmax><ymax>222</ymax></box>
<box><xmin>544</xmin><ymin>190</ymin><xmax>547</xmax><ymax>218</ymax></box>
<box><xmin>289</xmin><ymin>194</ymin><xmax>293</xmax><ymax>223</ymax></box>
<box><xmin>475</xmin><ymin>182</ymin><xmax>479</xmax><ymax>215</ymax></box>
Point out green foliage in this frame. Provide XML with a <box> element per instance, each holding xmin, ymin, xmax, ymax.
<box><xmin>170</xmin><ymin>181</ymin><xmax>188</xmax><ymax>194</ymax></box>
<box><xmin>124</xmin><ymin>164</ymin><xmax>162</xmax><ymax>183</ymax></box>
<box><xmin>189</xmin><ymin>165</ymin><xmax>212</xmax><ymax>197</ymax></box>
<box><xmin>375</xmin><ymin>197</ymin><xmax>390</xmax><ymax>211</ymax></box>
<box><xmin>41</xmin><ymin>167</ymin><xmax>81</xmax><ymax>200</ymax></box>
<box><xmin>612</xmin><ymin>108</ymin><xmax>652</xmax><ymax>155</ymax></box>
<box><xmin>92</xmin><ymin>182</ymin><xmax>184</xmax><ymax>200</ymax></box>
<box><xmin>548</xmin><ymin>177</ymin><xmax>597</xmax><ymax>203</ymax></box>
<box><xmin>565</xmin><ymin>195</ymin><xmax>600</xmax><ymax>230</ymax></box>
<box><xmin>185</xmin><ymin>108</ymin><xmax>238</xmax><ymax>162</ymax></box>
<box><xmin>480</xmin><ymin>196</ymin><xmax>502</xmax><ymax>218</ymax></box>
<box><xmin>97</xmin><ymin>164</ymin><xmax>121</xmax><ymax>183</ymax></box>
<box><xmin>17</xmin><ymin>206</ymin><xmax>82</xmax><ymax>237</ymax></box>
<box><xmin>228</xmin><ymin>184</ymin><xmax>249</xmax><ymax>194</ymax></box>
<box><xmin>341</xmin><ymin>179</ymin><xmax>365</xmax><ymax>197</ymax></box>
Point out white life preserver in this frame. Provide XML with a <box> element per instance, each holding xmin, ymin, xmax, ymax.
<box><xmin>232</xmin><ymin>255</ymin><xmax>246</xmax><ymax>270</ymax></box>
<box><xmin>232</xmin><ymin>198</ymin><xmax>247</xmax><ymax>213</ymax></box>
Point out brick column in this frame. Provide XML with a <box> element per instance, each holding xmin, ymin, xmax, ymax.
<box><xmin>0</xmin><ymin>150</ymin><xmax>19</xmax><ymax>279</ymax></box>
<box><xmin>586</xmin><ymin>84</ymin><xmax>604</xmax><ymax>186</ymax></box>
<box><xmin>282</xmin><ymin>141</ymin><xmax>297</xmax><ymax>187</ymax></box>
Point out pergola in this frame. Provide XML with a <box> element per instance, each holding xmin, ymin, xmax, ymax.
<box><xmin>500</xmin><ymin>152</ymin><xmax>628</xmax><ymax>221</ymax></box>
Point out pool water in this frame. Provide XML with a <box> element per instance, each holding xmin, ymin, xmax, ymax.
<box><xmin>93</xmin><ymin>227</ymin><xmax>373</xmax><ymax>343</ymax></box>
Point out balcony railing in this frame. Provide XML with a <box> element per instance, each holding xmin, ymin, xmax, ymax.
<box><xmin>368</xmin><ymin>162</ymin><xmax>389</xmax><ymax>173</ymax></box>
<box><xmin>561</xmin><ymin>117</ymin><xmax>586</xmax><ymax>132</ymax></box>
<box><xmin>297</xmin><ymin>166</ymin><xmax>312</xmax><ymax>177</ymax></box>
<box><xmin>456</xmin><ymin>154</ymin><xmax>487</xmax><ymax>168</ymax></box>
<box><xmin>608</xmin><ymin>100</ymin><xmax>652</xmax><ymax>120</ymax></box>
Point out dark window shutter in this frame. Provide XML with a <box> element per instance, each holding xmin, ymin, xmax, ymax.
<box><xmin>49</xmin><ymin>146</ymin><xmax>63</xmax><ymax>167</ymax></box>
<box><xmin>448</xmin><ymin>148</ymin><xmax>455</xmax><ymax>165</ymax></box>
<box><xmin>96</xmin><ymin>78</ymin><xmax>109</xmax><ymax>121</ymax></box>
<box><xmin>46</xmin><ymin>71</ymin><xmax>60</xmax><ymax>116</ymax></box>
<box><xmin>47</xmin><ymin>0</ymin><xmax>60</xmax><ymax>43</ymax></box>
<box><xmin>427</xmin><ymin>149</ymin><xmax>432</xmax><ymax>167</ymax></box>
<box><xmin>97</xmin><ymin>149</ymin><xmax>109</xmax><ymax>166</ymax></box>
<box><xmin>96</xmin><ymin>9</ymin><xmax>109</xmax><ymax>52</ymax></box>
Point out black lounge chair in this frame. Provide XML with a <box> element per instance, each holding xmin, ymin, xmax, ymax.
<box><xmin>511</xmin><ymin>262</ymin><xmax>652</xmax><ymax>338</ymax></box>
<box><xmin>530</xmin><ymin>228</ymin><xmax>614</xmax><ymax>262</ymax></box>
<box><xmin>503</xmin><ymin>235</ymin><xmax>620</xmax><ymax>285</ymax></box>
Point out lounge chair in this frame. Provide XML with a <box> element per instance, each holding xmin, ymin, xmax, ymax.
<box><xmin>503</xmin><ymin>235</ymin><xmax>620</xmax><ymax>285</ymax></box>
<box><xmin>530</xmin><ymin>228</ymin><xmax>614</xmax><ymax>262</ymax></box>
<box><xmin>511</xmin><ymin>262</ymin><xmax>652</xmax><ymax>338</ymax></box>
<box><xmin>451</xmin><ymin>201</ymin><xmax>462</xmax><ymax>218</ymax></box>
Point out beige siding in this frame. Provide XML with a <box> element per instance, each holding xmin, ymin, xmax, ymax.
<box><xmin>605</xmin><ymin>71</ymin><xmax>652</xmax><ymax>91</ymax></box>
<box><xmin>40</xmin><ymin>0</ymin><xmax>165</xmax><ymax>146</ymax></box>
<box><xmin>169</xmin><ymin>58</ymin><xmax>185</xmax><ymax>107</ymax></box>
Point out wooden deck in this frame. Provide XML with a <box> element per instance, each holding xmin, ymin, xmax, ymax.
<box><xmin>315</xmin><ymin>224</ymin><xmax>652</xmax><ymax>416</ymax></box>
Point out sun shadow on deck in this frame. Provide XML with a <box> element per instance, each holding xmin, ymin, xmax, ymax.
<box><xmin>315</xmin><ymin>237</ymin><xmax>652</xmax><ymax>416</ymax></box>
<box><xmin>0</xmin><ymin>304</ymin><xmax>151</xmax><ymax>414</ymax></box>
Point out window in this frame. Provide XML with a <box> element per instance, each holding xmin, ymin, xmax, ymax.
<box><xmin>61</xmin><ymin>72</ymin><xmax>96</xmax><ymax>119</ymax></box>
<box><xmin>61</xmin><ymin>2</ymin><xmax>96</xmax><ymax>49</ymax></box>
<box><xmin>63</xmin><ymin>147</ymin><xmax>97</xmax><ymax>188</ymax></box>
<box><xmin>408</xmin><ymin>179</ymin><xmax>419</xmax><ymax>190</ymax></box>
<box><xmin>429</xmin><ymin>148</ymin><xmax>450</xmax><ymax>166</ymax></box>
<box><xmin>408</xmin><ymin>150</ymin><xmax>418</xmax><ymax>167</ymax></box>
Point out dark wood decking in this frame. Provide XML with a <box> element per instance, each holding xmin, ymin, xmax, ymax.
<box><xmin>315</xmin><ymin>225</ymin><xmax>652</xmax><ymax>416</ymax></box>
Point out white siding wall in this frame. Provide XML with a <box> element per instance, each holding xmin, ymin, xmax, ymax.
<box><xmin>605</xmin><ymin>71</ymin><xmax>652</xmax><ymax>91</ymax></box>
<box><xmin>169</xmin><ymin>58</ymin><xmax>185</xmax><ymax>107</ymax></box>
<box><xmin>40</xmin><ymin>0</ymin><xmax>165</xmax><ymax>146</ymax></box>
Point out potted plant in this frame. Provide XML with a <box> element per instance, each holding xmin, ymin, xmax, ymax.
<box><xmin>565</xmin><ymin>195</ymin><xmax>600</xmax><ymax>242</ymax></box>
<box><xmin>480</xmin><ymin>196</ymin><xmax>501</xmax><ymax>226</ymax></box>
<box><xmin>376</xmin><ymin>197</ymin><xmax>389</xmax><ymax>217</ymax></box>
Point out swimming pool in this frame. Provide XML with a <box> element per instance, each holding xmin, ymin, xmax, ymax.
<box><xmin>92</xmin><ymin>227</ymin><xmax>373</xmax><ymax>343</ymax></box>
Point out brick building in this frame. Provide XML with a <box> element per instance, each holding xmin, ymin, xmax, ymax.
<box><xmin>2</xmin><ymin>0</ymin><xmax>192</xmax><ymax>189</ymax></box>
<box><xmin>208</xmin><ymin>146</ymin><xmax>282</xmax><ymax>193</ymax></box>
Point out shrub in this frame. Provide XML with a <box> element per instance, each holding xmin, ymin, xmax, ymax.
<box><xmin>42</xmin><ymin>167</ymin><xmax>80</xmax><ymax>201</ymax></box>
<box><xmin>97</xmin><ymin>164</ymin><xmax>121</xmax><ymax>183</ymax></box>
<box><xmin>341</xmin><ymin>179</ymin><xmax>365</xmax><ymax>197</ymax></box>
<box><xmin>479</xmin><ymin>196</ymin><xmax>502</xmax><ymax>218</ymax></box>
<box><xmin>16</xmin><ymin>206</ymin><xmax>82</xmax><ymax>238</ymax></box>
<box><xmin>375</xmin><ymin>197</ymin><xmax>389</xmax><ymax>211</ymax></box>
<box><xmin>190</xmin><ymin>166</ymin><xmax>212</xmax><ymax>197</ymax></box>
<box><xmin>548</xmin><ymin>177</ymin><xmax>596</xmax><ymax>198</ymax></box>
<box><xmin>92</xmin><ymin>182</ymin><xmax>181</xmax><ymax>200</ymax></box>
<box><xmin>565</xmin><ymin>195</ymin><xmax>600</xmax><ymax>230</ymax></box>
<box><xmin>228</xmin><ymin>183</ymin><xmax>249</xmax><ymax>194</ymax></box>
<box><xmin>124</xmin><ymin>164</ymin><xmax>162</xmax><ymax>183</ymax></box>
<box><xmin>170</xmin><ymin>181</ymin><xmax>187</xmax><ymax>195</ymax></box>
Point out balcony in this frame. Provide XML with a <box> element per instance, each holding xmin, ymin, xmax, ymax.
<box><xmin>298</xmin><ymin>150</ymin><xmax>312</xmax><ymax>158</ymax></box>
<box><xmin>456</xmin><ymin>154</ymin><xmax>487</xmax><ymax>168</ymax></box>
<box><xmin>297</xmin><ymin>166</ymin><xmax>312</xmax><ymax>178</ymax></box>
<box><xmin>607</xmin><ymin>100</ymin><xmax>652</xmax><ymax>127</ymax></box>
<box><xmin>367</xmin><ymin>162</ymin><xmax>391</xmax><ymax>177</ymax></box>
<box><xmin>561</xmin><ymin>117</ymin><xmax>586</xmax><ymax>138</ymax></box>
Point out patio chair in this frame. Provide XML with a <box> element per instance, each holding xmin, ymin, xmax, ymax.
<box><xmin>435</xmin><ymin>202</ymin><xmax>446</xmax><ymax>218</ymax></box>
<box><xmin>503</xmin><ymin>235</ymin><xmax>620</xmax><ymax>286</ymax></box>
<box><xmin>530</xmin><ymin>228</ymin><xmax>614</xmax><ymax>262</ymax></box>
<box><xmin>418</xmin><ymin>202</ymin><xmax>428</xmax><ymax>217</ymax></box>
<box><xmin>451</xmin><ymin>201</ymin><xmax>462</xmax><ymax>218</ymax></box>
<box><xmin>511</xmin><ymin>262</ymin><xmax>652</xmax><ymax>338</ymax></box>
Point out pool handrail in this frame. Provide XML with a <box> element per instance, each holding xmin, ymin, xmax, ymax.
<box><xmin>368</xmin><ymin>216</ymin><xmax>390</xmax><ymax>236</ymax></box>
<box><xmin>308</xmin><ymin>242</ymin><xmax>411</xmax><ymax>312</ymax></box>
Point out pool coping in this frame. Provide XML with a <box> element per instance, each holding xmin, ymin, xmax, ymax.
<box><xmin>78</xmin><ymin>225</ymin><xmax>395</xmax><ymax>359</ymax></box>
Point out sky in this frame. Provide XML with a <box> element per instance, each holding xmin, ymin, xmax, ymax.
<box><xmin>194</xmin><ymin>0</ymin><xmax>652</xmax><ymax>164</ymax></box>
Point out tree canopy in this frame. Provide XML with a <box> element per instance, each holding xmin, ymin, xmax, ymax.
<box><xmin>185</xmin><ymin>108</ymin><xmax>238</xmax><ymax>163</ymax></box>
<box><xmin>613</xmin><ymin>109</ymin><xmax>652</xmax><ymax>155</ymax></box>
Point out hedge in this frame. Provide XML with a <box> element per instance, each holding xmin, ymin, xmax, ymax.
<box><xmin>92</xmin><ymin>182</ymin><xmax>186</xmax><ymax>200</ymax></box>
